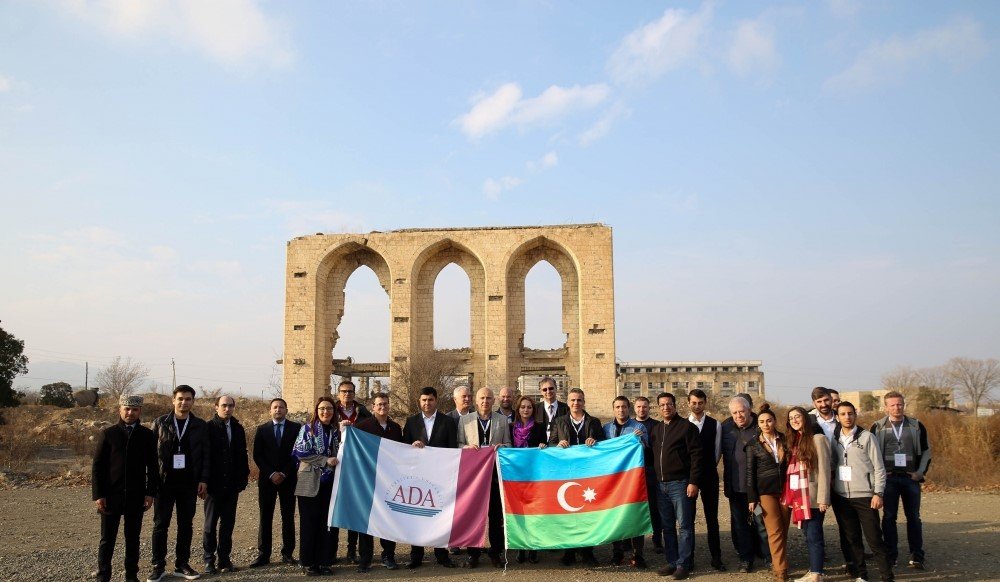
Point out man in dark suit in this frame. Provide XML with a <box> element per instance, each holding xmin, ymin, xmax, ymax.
<box><xmin>354</xmin><ymin>392</ymin><xmax>404</xmax><ymax>573</ymax></box>
<box><xmin>686</xmin><ymin>389</ymin><xmax>725</xmax><ymax>571</ymax></box>
<box><xmin>202</xmin><ymin>396</ymin><xmax>250</xmax><ymax>574</ymax></box>
<box><xmin>149</xmin><ymin>384</ymin><xmax>210</xmax><ymax>582</ymax></box>
<box><xmin>333</xmin><ymin>379</ymin><xmax>371</xmax><ymax>563</ymax></box>
<box><xmin>534</xmin><ymin>376</ymin><xmax>569</xmax><ymax>442</ymax></box>
<box><xmin>548</xmin><ymin>387</ymin><xmax>605</xmax><ymax>568</ymax></box>
<box><xmin>401</xmin><ymin>386</ymin><xmax>458</xmax><ymax>569</ymax></box>
<box><xmin>93</xmin><ymin>394</ymin><xmax>159</xmax><ymax>582</ymax></box>
<box><xmin>250</xmin><ymin>398</ymin><xmax>301</xmax><ymax>568</ymax></box>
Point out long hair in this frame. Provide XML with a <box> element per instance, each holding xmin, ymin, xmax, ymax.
<box><xmin>515</xmin><ymin>395</ymin><xmax>536</xmax><ymax>422</ymax></box>
<box><xmin>786</xmin><ymin>405</ymin><xmax>818</xmax><ymax>470</ymax></box>
<box><xmin>309</xmin><ymin>396</ymin><xmax>338</xmax><ymax>427</ymax></box>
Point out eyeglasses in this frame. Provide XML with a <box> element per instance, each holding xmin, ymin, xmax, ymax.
<box><xmin>540</xmin><ymin>387</ymin><xmax>554</xmax><ymax>392</ymax></box>
<box><xmin>339</xmin><ymin>390</ymin><xmax>355</xmax><ymax>394</ymax></box>
<box><xmin>317</xmin><ymin>406</ymin><xmax>335</xmax><ymax>412</ymax></box>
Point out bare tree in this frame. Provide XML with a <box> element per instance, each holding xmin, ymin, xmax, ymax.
<box><xmin>94</xmin><ymin>356</ymin><xmax>150</xmax><ymax>401</ymax></box>
<box><xmin>881</xmin><ymin>365</ymin><xmax>921</xmax><ymax>400</ymax></box>
<box><xmin>392</xmin><ymin>352</ymin><xmax>462</xmax><ymax>417</ymax></box>
<box><xmin>946</xmin><ymin>357</ymin><xmax>1000</xmax><ymax>413</ymax></box>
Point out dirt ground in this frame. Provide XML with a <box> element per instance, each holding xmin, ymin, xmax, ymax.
<box><xmin>0</xmin><ymin>486</ymin><xmax>996</xmax><ymax>582</ymax></box>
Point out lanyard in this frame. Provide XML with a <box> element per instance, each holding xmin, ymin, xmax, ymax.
<box><xmin>764</xmin><ymin>435</ymin><xmax>779</xmax><ymax>463</ymax></box>
<box><xmin>173</xmin><ymin>416</ymin><xmax>189</xmax><ymax>452</ymax></box>
<box><xmin>478</xmin><ymin>417</ymin><xmax>491</xmax><ymax>444</ymax></box>
<box><xmin>571</xmin><ymin>417</ymin><xmax>585</xmax><ymax>440</ymax></box>
<box><xmin>891</xmin><ymin>421</ymin><xmax>904</xmax><ymax>443</ymax></box>
<box><xmin>321</xmin><ymin>425</ymin><xmax>333</xmax><ymax>455</ymax></box>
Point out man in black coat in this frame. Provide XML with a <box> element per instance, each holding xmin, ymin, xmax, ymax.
<box><xmin>92</xmin><ymin>394</ymin><xmax>159</xmax><ymax>582</ymax></box>
<box><xmin>149</xmin><ymin>385</ymin><xmax>210</xmax><ymax>582</ymax></box>
<box><xmin>534</xmin><ymin>376</ymin><xmax>569</xmax><ymax>442</ymax></box>
<box><xmin>401</xmin><ymin>386</ymin><xmax>458</xmax><ymax>569</ymax></box>
<box><xmin>202</xmin><ymin>395</ymin><xmax>250</xmax><ymax>574</ymax></box>
<box><xmin>249</xmin><ymin>398</ymin><xmax>301</xmax><ymax>568</ymax></box>
<box><xmin>548</xmin><ymin>387</ymin><xmax>605</xmax><ymax>568</ymax></box>
<box><xmin>354</xmin><ymin>392</ymin><xmax>404</xmax><ymax>573</ymax></box>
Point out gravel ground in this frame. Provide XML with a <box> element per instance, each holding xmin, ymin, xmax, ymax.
<box><xmin>0</xmin><ymin>486</ymin><xmax>997</xmax><ymax>582</ymax></box>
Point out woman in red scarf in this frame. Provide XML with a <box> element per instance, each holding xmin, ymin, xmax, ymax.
<box><xmin>783</xmin><ymin>406</ymin><xmax>831</xmax><ymax>582</ymax></box>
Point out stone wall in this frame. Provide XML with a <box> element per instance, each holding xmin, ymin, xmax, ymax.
<box><xmin>282</xmin><ymin>224</ymin><xmax>617</xmax><ymax>416</ymax></box>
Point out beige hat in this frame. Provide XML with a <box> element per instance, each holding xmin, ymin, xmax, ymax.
<box><xmin>120</xmin><ymin>394</ymin><xmax>144</xmax><ymax>408</ymax></box>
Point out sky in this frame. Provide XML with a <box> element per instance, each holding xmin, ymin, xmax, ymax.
<box><xmin>2</xmin><ymin>1</ymin><xmax>998</xmax><ymax>405</ymax></box>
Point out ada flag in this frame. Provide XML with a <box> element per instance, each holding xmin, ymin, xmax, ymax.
<box><xmin>328</xmin><ymin>426</ymin><xmax>495</xmax><ymax>548</ymax></box>
<box><xmin>497</xmin><ymin>434</ymin><xmax>651</xmax><ymax>550</ymax></box>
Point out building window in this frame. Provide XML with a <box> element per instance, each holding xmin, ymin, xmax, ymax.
<box><xmin>696</xmin><ymin>381</ymin><xmax>711</xmax><ymax>390</ymax></box>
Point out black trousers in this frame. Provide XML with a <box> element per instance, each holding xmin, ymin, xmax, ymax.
<box><xmin>468</xmin><ymin>477</ymin><xmax>504</xmax><ymax>560</ymax></box>
<box><xmin>298</xmin><ymin>481</ymin><xmax>338</xmax><ymax>568</ymax></box>
<box><xmin>97</xmin><ymin>502</ymin><xmax>144</xmax><ymax>580</ymax></box>
<box><xmin>410</xmin><ymin>546</ymin><xmax>451</xmax><ymax>564</ymax></box>
<box><xmin>645</xmin><ymin>468</ymin><xmax>662</xmax><ymax>544</ymax></box>
<box><xmin>612</xmin><ymin>536</ymin><xmax>645</xmax><ymax>558</ymax></box>
<box><xmin>151</xmin><ymin>479</ymin><xmax>197</xmax><ymax>569</ymax></box>
<box><xmin>257</xmin><ymin>478</ymin><xmax>297</xmax><ymax>560</ymax></box>
<box><xmin>832</xmin><ymin>494</ymin><xmax>894</xmax><ymax>582</ymax></box>
<box><xmin>202</xmin><ymin>492</ymin><xmax>239</xmax><ymax>565</ymax></box>
<box><xmin>358</xmin><ymin>534</ymin><xmax>396</xmax><ymax>567</ymax></box>
<box><xmin>692</xmin><ymin>478</ymin><xmax>722</xmax><ymax>561</ymax></box>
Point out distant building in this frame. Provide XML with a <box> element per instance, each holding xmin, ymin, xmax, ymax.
<box><xmin>616</xmin><ymin>360</ymin><xmax>764</xmax><ymax>402</ymax></box>
<box><xmin>839</xmin><ymin>389</ymin><xmax>956</xmax><ymax>412</ymax></box>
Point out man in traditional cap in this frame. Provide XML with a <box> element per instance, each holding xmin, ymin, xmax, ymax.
<box><xmin>92</xmin><ymin>394</ymin><xmax>159</xmax><ymax>582</ymax></box>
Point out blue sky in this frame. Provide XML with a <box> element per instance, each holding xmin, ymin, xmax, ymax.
<box><xmin>2</xmin><ymin>1</ymin><xmax>998</xmax><ymax>404</ymax></box>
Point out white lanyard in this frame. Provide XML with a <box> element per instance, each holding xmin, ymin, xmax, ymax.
<box><xmin>764</xmin><ymin>435</ymin><xmax>779</xmax><ymax>463</ymax></box>
<box><xmin>321</xmin><ymin>425</ymin><xmax>333</xmax><ymax>455</ymax></box>
<box><xmin>891</xmin><ymin>421</ymin><xmax>904</xmax><ymax>443</ymax></box>
<box><xmin>571</xmin><ymin>417</ymin><xmax>585</xmax><ymax>440</ymax></box>
<box><xmin>173</xmin><ymin>416</ymin><xmax>189</xmax><ymax>451</ymax></box>
<box><xmin>478</xmin><ymin>417</ymin><xmax>492</xmax><ymax>444</ymax></box>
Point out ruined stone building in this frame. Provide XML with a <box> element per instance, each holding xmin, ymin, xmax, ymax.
<box><xmin>617</xmin><ymin>360</ymin><xmax>765</xmax><ymax>402</ymax></box>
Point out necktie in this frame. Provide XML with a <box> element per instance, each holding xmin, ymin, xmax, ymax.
<box><xmin>226</xmin><ymin>423</ymin><xmax>231</xmax><ymax>444</ymax></box>
<box><xmin>549</xmin><ymin>404</ymin><xmax>555</xmax><ymax>419</ymax></box>
<box><xmin>275</xmin><ymin>422</ymin><xmax>282</xmax><ymax>443</ymax></box>
<box><xmin>125</xmin><ymin>425</ymin><xmax>133</xmax><ymax>437</ymax></box>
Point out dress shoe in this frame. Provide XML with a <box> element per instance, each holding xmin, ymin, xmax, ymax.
<box><xmin>318</xmin><ymin>566</ymin><xmax>334</xmax><ymax>575</ymax></box>
<box><xmin>673</xmin><ymin>566</ymin><xmax>690</xmax><ymax>580</ymax></box>
<box><xmin>249</xmin><ymin>557</ymin><xmax>270</xmax><ymax>568</ymax></box>
<box><xmin>356</xmin><ymin>565</ymin><xmax>370</xmax><ymax>573</ymax></box>
<box><xmin>657</xmin><ymin>564</ymin><xmax>677</xmax><ymax>576</ymax></box>
<box><xmin>281</xmin><ymin>555</ymin><xmax>298</xmax><ymax>565</ymax></box>
<box><xmin>381</xmin><ymin>557</ymin><xmax>398</xmax><ymax>570</ymax></box>
<box><xmin>711</xmin><ymin>557</ymin><xmax>726</xmax><ymax>571</ymax></box>
<box><xmin>611</xmin><ymin>551</ymin><xmax>625</xmax><ymax>566</ymax></box>
<box><xmin>303</xmin><ymin>566</ymin><xmax>321</xmax><ymax>576</ymax></box>
<box><xmin>404</xmin><ymin>560</ymin><xmax>421</xmax><ymax>569</ymax></box>
<box><xmin>465</xmin><ymin>555</ymin><xmax>480</xmax><ymax>568</ymax></box>
<box><xmin>219</xmin><ymin>563</ymin><xmax>237</xmax><ymax>573</ymax></box>
<box><xmin>632</xmin><ymin>555</ymin><xmax>649</xmax><ymax>569</ymax></box>
<box><xmin>436</xmin><ymin>558</ymin><xmax>457</xmax><ymax>568</ymax></box>
<box><xmin>203</xmin><ymin>563</ymin><xmax>218</xmax><ymax>576</ymax></box>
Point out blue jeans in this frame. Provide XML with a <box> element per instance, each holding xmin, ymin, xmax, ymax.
<box><xmin>657</xmin><ymin>480</ymin><xmax>695</xmax><ymax>569</ymax></box>
<box><xmin>799</xmin><ymin>509</ymin><xmax>826</xmax><ymax>573</ymax></box>
<box><xmin>882</xmin><ymin>474</ymin><xmax>924</xmax><ymax>563</ymax></box>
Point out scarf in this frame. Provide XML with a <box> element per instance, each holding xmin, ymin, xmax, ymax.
<box><xmin>513</xmin><ymin>418</ymin><xmax>535</xmax><ymax>448</ymax></box>
<box><xmin>782</xmin><ymin>436</ymin><xmax>813</xmax><ymax>528</ymax></box>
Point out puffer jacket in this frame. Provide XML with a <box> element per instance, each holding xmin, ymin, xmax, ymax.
<box><xmin>151</xmin><ymin>412</ymin><xmax>210</xmax><ymax>484</ymax></box>
<box><xmin>746</xmin><ymin>433</ymin><xmax>787</xmax><ymax>502</ymax></box>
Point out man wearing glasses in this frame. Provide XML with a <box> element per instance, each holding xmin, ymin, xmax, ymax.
<box><xmin>532</xmin><ymin>376</ymin><xmax>568</xmax><ymax>442</ymax></box>
<box><xmin>333</xmin><ymin>380</ymin><xmax>371</xmax><ymax>563</ymax></box>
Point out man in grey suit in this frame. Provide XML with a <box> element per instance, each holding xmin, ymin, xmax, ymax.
<box><xmin>457</xmin><ymin>388</ymin><xmax>511</xmax><ymax>568</ymax></box>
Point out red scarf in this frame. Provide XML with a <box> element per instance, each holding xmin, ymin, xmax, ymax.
<box><xmin>782</xmin><ymin>438</ymin><xmax>813</xmax><ymax>528</ymax></box>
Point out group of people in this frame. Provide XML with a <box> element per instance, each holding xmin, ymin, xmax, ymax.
<box><xmin>91</xmin><ymin>380</ymin><xmax>930</xmax><ymax>582</ymax></box>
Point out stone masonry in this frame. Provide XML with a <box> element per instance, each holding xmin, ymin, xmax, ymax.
<box><xmin>282</xmin><ymin>224</ymin><xmax>617</xmax><ymax>415</ymax></box>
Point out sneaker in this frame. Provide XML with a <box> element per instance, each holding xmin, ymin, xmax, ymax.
<box><xmin>146</xmin><ymin>567</ymin><xmax>165</xmax><ymax>582</ymax></box>
<box><xmin>202</xmin><ymin>563</ymin><xmax>217</xmax><ymax>576</ymax></box>
<box><xmin>381</xmin><ymin>557</ymin><xmax>398</xmax><ymax>570</ymax></box>
<box><xmin>172</xmin><ymin>565</ymin><xmax>201</xmax><ymax>580</ymax></box>
<box><xmin>909</xmin><ymin>560</ymin><xmax>925</xmax><ymax>570</ymax></box>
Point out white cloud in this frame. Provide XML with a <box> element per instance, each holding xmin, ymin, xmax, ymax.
<box><xmin>456</xmin><ymin>82</ymin><xmax>610</xmax><ymax>139</ymax></box>
<box><xmin>825</xmin><ymin>16</ymin><xmax>987</xmax><ymax>92</ymax></box>
<box><xmin>526</xmin><ymin>151</ymin><xmax>558</xmax><ymax>172</ymax></box>
<box><xmin>58</xmin><ymin>0</ymin><xmax>293</xmax><ymax>68</ymax></box>
<box><xmin>0</xmin><ymin>74</ymin><xmax>11</xmax><ymax>92</ymax></box>
<box><xmin>607</xmin><ymin>3</ymin><xmax>713</xmax><ymax>85</ymax></box>
<box><xmin>577</xmin><ymin>101</ymin><xmax>631</xmax><ymax>146</ymax></box>
<box><xmin>261</xmin><ymin>199</ymin><xmax>369</xmax><ymax>236</ymax></box>
<box><xmin>482</xmin><ymin>176</ymin><xmax>522</xmax><ymax>201</ymax></box>
<box><xmin>728</xmin><ymin>19</ymin><xmax>778</xmax><ymax>76</ymax></box>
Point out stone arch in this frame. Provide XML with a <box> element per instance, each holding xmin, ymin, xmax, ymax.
<box><xmin>313</xmin><ymin>240</ymin><xmax>392</xmax><ymax>394</ymax></box>
<box><xmin>409</xmin><ymin>238</ymin><xmax>487</xmax><ymax>383</ymax></box>
<box><xmin>503</xmin><ymin>236</ymin><xmax>581</xmax><ymax>389</ymax></box>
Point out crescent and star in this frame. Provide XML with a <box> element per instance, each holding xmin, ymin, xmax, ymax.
<box><xmin>556</xmin><ymin>482</ymin><xmax>598</xmax><ymax>512</ymax></box>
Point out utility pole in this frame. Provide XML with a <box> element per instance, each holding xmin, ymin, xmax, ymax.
<box><xmin>172</xmin><ymin>358</ymin><xmax>177</xmax><ymax>389</ymax></box>
<box><xmin>85</xmin><ymin>361</ymin><xmax>88</xmax><ymax>391</ymax></box>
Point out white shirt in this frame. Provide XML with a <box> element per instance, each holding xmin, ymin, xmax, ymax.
<box><xmin>688</xmin><ymin>413</ymin><xmax>722</xmax><ymax>464</ymax></box>
<box><xmin>813</xmin><ymin>411</ymin><xmax>837</xmax><ymax>441</ymax></box>
<box><xmin>422</xmin><ymin>411</ymin><xmax>438</xmax><ymax>441</ymax></box>
<box><xmin>838</xmin><ymin>426</ymin><xmax>857</xmax><ymax>452</ymax></box>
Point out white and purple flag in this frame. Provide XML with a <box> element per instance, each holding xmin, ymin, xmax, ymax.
<box><xmin>328</xmin><ymin>425</ymin><xmax>495</xmax><ymax>548</ymax></box>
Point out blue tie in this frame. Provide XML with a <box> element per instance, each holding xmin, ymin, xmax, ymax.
<box><xmin>274</xmin><ymin>423</ymin><xmax>282</xmax><ymax>443</ymax></box>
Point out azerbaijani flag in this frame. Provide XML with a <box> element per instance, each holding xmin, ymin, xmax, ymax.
<box><xmin>328</xmin><ymin>426</ymin><xmax>495</xmax><ymax>548</ymax></box>
<box><xmin>497</xmin><ymin>434</ymin><xmax>651</xmax><ymax>549</ymax></box>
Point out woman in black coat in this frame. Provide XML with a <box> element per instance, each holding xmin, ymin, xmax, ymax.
<box><xmin>746</xmin><ymin>403</ymin><xmax>791</xmax><ymax>581</ymax></box>
<box><xmin>509</xmin><ymin>395</ymin><xmax>547</xmax><ymax>563</ymax></box>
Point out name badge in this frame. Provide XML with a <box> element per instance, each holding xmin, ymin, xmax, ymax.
<box><xmin>790</xmin><ymin>474</ymin><xmax>800</xmax><ymax>489</ymax></box>
<box><xmin>173</xmin><ymin>454</ymin><xmax>186</xmax><ymax>469</ymax></box>
<box><xmin>838</xmin><ymin>465</ymin><xmax>852</xmax><ymax>481</ymax></box>
<box><xmin>894</xmin><ymin>453</ymin><xmax>907</xmax><ymax>467</ymax></box>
